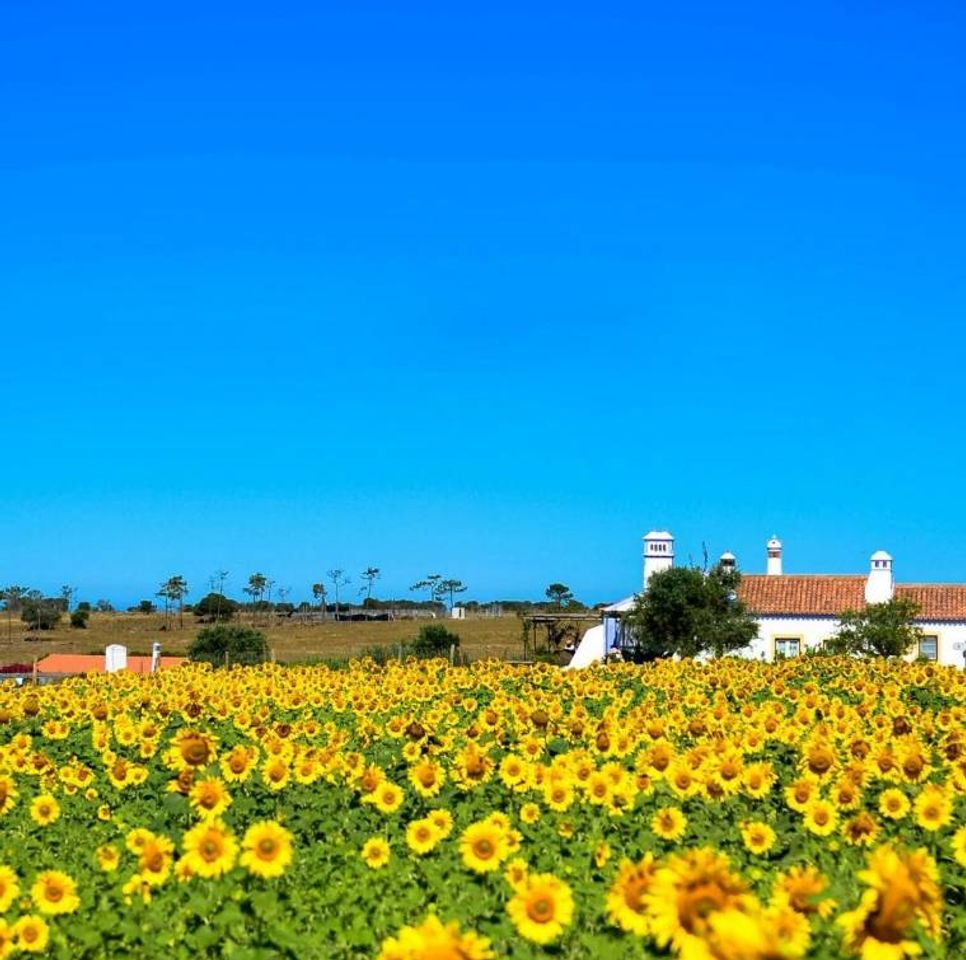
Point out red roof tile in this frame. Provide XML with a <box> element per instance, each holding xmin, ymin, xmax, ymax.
<box><xmin>36</xmin><ymin>654</ymin><xmax>185</xmax><ymax>674</ymax></box>
<box><xmin>738</xmin><ymin>575</ymin><xmax>866</xmax><ymax>616</ymax></box>
<box><xmin>739</xmin><ymin>576</ymin><xmax>966</xmax><ymax>621</ymax></box>
<box><xmin>895</xmin><ymin>585</ymin><xmax>966</xmax><ymax>621</ymax></box>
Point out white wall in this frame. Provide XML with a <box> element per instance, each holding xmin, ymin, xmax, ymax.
<box><xmin>737</xmin><ymin>616</ymin><xmax>966</xmax><ymax>667</ymax></box>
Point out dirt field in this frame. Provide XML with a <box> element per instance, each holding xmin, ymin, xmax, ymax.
<box><xmin>0</xmin><ymin>611</ymin><xmax>535</xmax><ymax>666</ymax></box>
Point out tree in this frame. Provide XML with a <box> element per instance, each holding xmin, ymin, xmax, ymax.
<box><xmin>159</xmin><ymin>576</ymin><xmax>189</xmax><ymax>629</ymax></box>
<box><xmin>95</xmin><ymin>599</ymin><xmax>114</xmax><ymax>613</ymax></box>
<box><xmin>70</xmin><ymin>609</ymin><xmax>90</xmax><ymax>629</ymax></box>
<box><xmin>136</xmin><ymin>600</ymin><xmax>156</xmax><ymax>615</ymax></box>
<box><xmin>188</xmin><ymin>625</ymin><xmax>269</xmax><ymax>667</ymax></box>
<box><xmin>623</xmin><ymin>564</ymin><xmax>758</xmax><ymax>661</ymax></box>
<box><xmin>1</xmin><ymin>586</ymin><xmax>29</xmax><ymax>641</ymax></box>
<box><xmin>439</xmin><ymin>578</ymin><xmax>467</xmax><ymax>612</ymax></box>
<box><xmin>410</xmin><ymin>574</ymin><xmax>443</xmax><ymax>607</ymax></box>
<box><xmin>545</xmin><ymin>583</ymin><xmax>574</xmax><ymax>609</ymax></box>
<box><xmin>244</xmin><ymin>573</ymin><xmax>268</xmax><ymax>623</ymax></box>
<box><xmin>361</xmin><ymin>567</ymin><xmax>381</xmax><ymax>608</ymax></box>
<box><xmin>826</xmin><ymin>597</ymin><xmax>923</xmax><ymax>658</ymax></box>
<box><xmin>194</xmin><ymin>592</ymin><xmax>239</xmax><ymax>622</ymax></box>
<box><xmin>60</xmin><ymin>585</ymin><xmax>76</xmax><ymax>613</ymax></box>
<box><xmin>327</xmin><ymin>569</ymin><xmax>350</xmax><ymax>619</ymax></box>
<box><xmin>21</xmin><ymin>594</ymin><xmax>63</xmax><ymax>631</ymax></box>
<box><xmin>208</xmin><ymin>570</ymin><xmax>229</xmax><ymax>624</ymax></box>
<box><xmin>311</xmin><ymin>582</ymin><xmax>327</xmax><ymax>618</ymax></box>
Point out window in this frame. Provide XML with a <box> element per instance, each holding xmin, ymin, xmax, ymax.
<box><xmin>918</xmin><ymin>636</ymin><xmax>938</xmax><ymax>661</ymax></box>
<box><xmin>775</xmin><ymin>638</ymin><xmax>800</xmax><ymax>659</ymax></box>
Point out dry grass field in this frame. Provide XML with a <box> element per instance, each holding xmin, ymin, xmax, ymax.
<box><xmin>0</xmin><ymin>610</ymin><xmax>537</xmax><ymax>666</ymax></box>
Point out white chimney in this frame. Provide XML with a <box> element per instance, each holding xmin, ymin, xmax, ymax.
<box><xmin>643</xmin><ymin>531</ymin><xmax>675</xmax><ymax>588</ymax></box>
<box><xmin>766</xmin><ymin>536</ymin><xmax>783</xmax><ymax>576</ymax></box>
<box><xmin>719</xmin><ymin>551</ymin><xmax>737</xmax><ymax>572</ymax></box>
<box><xmin>865</xmin><ymin>550</ymin><xmax>894</xmax><ymax>604</ymax></box>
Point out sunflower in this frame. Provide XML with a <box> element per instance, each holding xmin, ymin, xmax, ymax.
<box><xmin>543</xmin><ymin>780</ymin><xmax>575</xmax><ymax>812</ymax></box>
<box><xmin>0</xmin><ymin>776</ymin><xmax>17</xmax><ymax>815</ymax></box>
<box><xmin>606</xmin><ymin>854</ymin><xmax>659</xmax><ymax>936</ymax></box>
<box><xmin>503</xmin><ymin>857</ymin><xmax>529</xmax><ymax>890</ymax></box>
<box><xmin>260</xmin><ymin>757</ymin><xmax>291</xmax><ymax>792</ymax></box>
<box><xmin>459</xmin><ymin>821</ymin><xmax>509</xmax><ymax>874</ymax></box>
<box><xmin>370</xmin><ymin>782</ymin><xmax>404</xmax><ymax>814</ymax></box>
<box><xmin>12</xmin><ymin>916</ymin><xmax>49</xmax><ymax>954</ymax></box>
<box><xmin>138</xmin><ymin>834</ymin><xmax>175</xmax><ymax>886</ymax></box>
<box><xmin>408</xmin><ymin>759</ymin><xmax>445</xmax><ymax>798</ymax></box>
<box><xmin>0</xmin><ymin>919</ymin><xmax>11</xmax><ymax>960</ymax></box>
<box><xmin>878</xmin><ymin>788</ymin><xmax>910</xmax><ymax>820</ymax></box>
<box><xmin>651</xmin><ymin>806</ymin><xmax>687</xmax><ymax>841</ymax></box>
<box><xmin>29</xmin><ymin>794</ymin><xmax>60</xmax><ymax>827</ymax></box>
<box><xmin>507</xmin><ymin>872</ymin><xmax>574</xmax><ymax>944</ymax></box>
<box><xmin>0</xmin><ymin>866</ymin><xmax>19</xmax><ymax>913</ymax></box>
<box><xmin>512</xmin><ymin>802</ymin><xmax>538</xmax><ymax>827</ymax></box>
<box><xmin>843</xmin><ymin>812</ymin><xmax>880</xmax><ymax>848</ymax></box>
<box><xmin>645</xmin><ymin>847</ymin><xmax>753</xmax><ymax>957</ymax></box>
<box><xmin>802</xmin><ymin>799</ymin><xmax>838</xmax><ymax>837</ymax></box>
<box><xmin>181</xmin><ymin>820</ymin><xmax>238</xmax><ymax>878</ymax></box>
<box><xmin>428</xmin><ymin>808</ymin><xmax>454</xmax><ymax>838</ymax></box>
<box><xmin>405</xmin><ymin>817</ymin><xmax>441</xmax><ymax>856</ymax></box>
<box><xmin>912</xmin><ymin>784</ymin><xmax>952</xmax><ymax>832</ymax></box>
<box><xmin>31</xmin><ymin>870</ymin><xmax>80</xmax><ymax>915</ymax></box>
<box><xmin>240</xmin><ymin>821</ymin><xmax>294</xmax><ymax>879</ymax></box>
<box><xmin>189</xmin><ymin>777</ymin><xmax>232</xmax><ymax>820</ymax></box>
<box><xmin>740</xmin><ymin>821</ymin><xmax>777</xmax><ymax>855</ymax></box>
<box><xmin>96</xmin><ymin>844</ymin><xmax>120</xmax><ymax>872</ymax></box>
<box><xmin>838</xmin><ymin>845</ymin><xmax>942</xmax><ymax>957</ymax></box>
<box><xmin>952</xmin><ymin>826</ymin><xmax>966</xmax><ymax>869</ymax></box>
<box><xmin>361</xmin><ymin>838</ymin><xmax>391</xmax><ymax>870</ymax></box>
<box><xmin>220</xmin><ymin>745</ymin><xmax>257</xmax><ymax>783</ymax></box>
<box><xmin>376</xmin><ymin>914</ymin><xmax>493</xmax><ymax>960</ymax></box>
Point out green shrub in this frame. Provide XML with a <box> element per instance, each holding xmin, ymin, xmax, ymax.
<box><xmin>70</xmin><ymin>609</ymin><xmax>90</xmax><ymax>629</ymax></box>
<box><xmin>188</xmin><ymin>625</ymin><xmax>269</xmax><ymax>667</ymax></box>
<box><xmin>412</xmin><ymin>624</ymin><xmax>460</xmax><ymax>658</ymax></box>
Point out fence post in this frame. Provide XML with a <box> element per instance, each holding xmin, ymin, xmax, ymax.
<box><xmin>32</xmin><ymin>659</ymin><xmax>38</xmax><ymax>685</ymax></box>
<box><xmin>224</xmin><ymin>650</ymin><xmax>229</xmax><ymax>669</ymax></box>
<box><xmin>449</xmin><ymin>643</ymin><xmax>455</xmax><ymax>666</ymax></box>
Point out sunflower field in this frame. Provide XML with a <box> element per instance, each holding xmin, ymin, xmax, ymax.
<box><xmin>0</xmin><ymin>657</ymin><xmax>965</xmax><ymax>959</ymax></box>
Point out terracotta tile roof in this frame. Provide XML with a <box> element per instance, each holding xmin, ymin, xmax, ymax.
<box><xmin>739</xmin><ymin>576</ymin><xmax>966</xmax><ymax>621</ymax></box>
<box><xmin>895</xmin><ymin>585</ymin><xmax>966</xmax><ymax>621</ymax></box>
<box><xmin>36</xmin><ymin>654</ymin><xmax>185</xmax><ymax>674</ymax></box>
<box><xmin>738</xmin><ymin>575</ymin><xmax>866</xmax><ymax>616</ymax></box>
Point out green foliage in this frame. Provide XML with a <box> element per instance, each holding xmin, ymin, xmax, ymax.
<box><xmin>193</xmin><ymin>592</ymin><xmax>239</xmax><ymax>622</ymax></box>
<box><xmin>70</xmin><ymin>609</ymin><xmax>90</xmax><ymax>629</ymax></box>
<box><xmin>136</xmin><ymin>600</ymin><xmax>156</xmax><ymax>614</ymax></box>
<box><xmin>623</xmin><ymin>564</ymin><xmax>759</xmax><ymax>660</ymax></box>
<box><xmin>21</xmin><ymin>595</ymin><xmax>63</xmax><ymax>631</ymax></box>
<box><xmin>826</xmin><ymin>597</ymin><xmax>923</xmax><ymax>658</ymax></box>
<box><xmin>545</xmin><ymin>583</ymin><xmax>574</xmax><ymax>608</ymax></box>
<box><xmin>188</xmin><ymin>625</ymin><xmax>269</xmax><ymax>667</ymax></box>
<box><xmin>411</xmin><ymin>623</ymin><xmax>460</xmax><ymax>658</ymax></box>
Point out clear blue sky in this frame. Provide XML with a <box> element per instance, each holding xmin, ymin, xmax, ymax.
<box><xmin>2</xmin><ymin>2</ymin><xmax>965</xmax><ymax>607</ymax></box>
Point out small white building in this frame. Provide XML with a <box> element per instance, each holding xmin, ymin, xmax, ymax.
<box><xmin>570</xmin><ymin>531</ymin><xmax>966</xmax><ymax>667</ymax></box>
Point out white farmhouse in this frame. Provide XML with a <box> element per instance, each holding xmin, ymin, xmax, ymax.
<box><xmin>569</xmin><ymin>531</ymin><xmax>966</xmax><ymax>668</ymax></box>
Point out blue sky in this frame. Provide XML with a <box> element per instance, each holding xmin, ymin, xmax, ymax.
<box><xmin>2</xmin><ymin>1</ymin><xmax>965</xmax><ymax>606</ymax></box>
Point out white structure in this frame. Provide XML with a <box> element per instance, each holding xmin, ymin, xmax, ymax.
<box><xmin>451</xmin><ymin>606</ymin><xmax>466</xmax><ymax>620</ymax></box>
<box><xmin>568</xmin><ymin>532</ymin><xmax>966</xmax><ymax>668</ymax></box>
<box><xmin>643</xmin><ymin>530</ymin><xmax>675</xmax><ymax>585</ymax></box>
<box><xmin>104</xmin><ymin>644</ymin><xmax>128</xmax><ymax>673</ymax></box>
<box><xmin>766</xmin><ymin>537</ymin><xmax>783</xmax><ymax>576</ymax></box>
<box><xmin>865</xmin><ymin>551</ymin><xmax>894</xmax><ymax>604</ymax></box>
<box><xmin>150</xmin><ymin>642</ymin><xmax>162</xmax><ymax>674</ymax></box>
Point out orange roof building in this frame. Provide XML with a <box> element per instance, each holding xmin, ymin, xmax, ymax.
<box><xmin>36</xmin><ymin>653</ymin><xmax>185</xmax><ymax>675</ymax></box>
